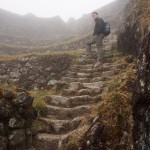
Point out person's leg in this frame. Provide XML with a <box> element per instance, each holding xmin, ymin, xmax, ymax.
<box><xmin>86</xmin><ymin>36</ymin><xmax>96</xmax><ymax>56</ymax></box>
<box><xmin>95</xmin><ymin>34</ymin><xmax>105</xmax><ymax>62</ymax></box>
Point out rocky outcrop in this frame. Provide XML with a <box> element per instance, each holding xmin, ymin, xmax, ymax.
<box><xmin>117</xmin><ymin>0</ymin><xmax>149</xmax><ymax>55</ymax></box>
<box><xmin>133</xmin><ymin>29</ymin><xmax>150</xmax><ymax>150</ymax></box>
<box><xmin>0</xmin><ymin>83</ymin><xmax>34</xmax><ymax>150</ymax></box>
<box><xmin>0</xmin><ymin>54</ymin><xmax>72</xmax><ymax>90</ymax></box>
<box><xmin>118</xmin><ymin>0</ymin><xmax>150</xmax><ymax>149</ymax></box>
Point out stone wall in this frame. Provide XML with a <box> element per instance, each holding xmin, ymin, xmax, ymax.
<box><xmin>118</xmin><ymin>0</ymin><xmax>150</xmax><ymax>149</ymax></box>
<box><xmin>0</xmin><ymin>83</ymin><xmax>33</xmax><ymax>150</ymax></box>
<box><xmin>0</xmin><ymin>54</ymin><xmax>72</xmax><ymax>90</ymax></box>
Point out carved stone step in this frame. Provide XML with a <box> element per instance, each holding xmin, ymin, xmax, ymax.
<box><xmin>45</xmin><ymin>95</ymin><xmax>95</xmax><ymax>108</ymax></box>
<box><xmin>61</xmin><ymin>77</ymin><xmax>89</xmax><ymax>83</ymax></box>
<box><xmin>77</xmin><ymin>72</ymin><xmax>92</xmax><ymax>78</ymax></box>
<box><xmin>71</xmin><ymin>64</ymin><xmax>93</xmax><ymax>69</ymax></box>
<box><xmin>82</xmin><ymin>81</ymin><xmax>104</xmax><ymax>89</ymax></box>
<box><xmin>101</xmin><ymin>69</ymin><xmax>121</xmax><ymax>77</ymax></box>
<box><xmin>65</xmin><ymin>72</ymin><xmax>92</xmax><ymax>78</ymax></box>
<box><xmin>91</xmin><ymin>77</ymin><xmax>106</xmax><ymax>82</ymax></box>
<box><xmin>69</xmin><ymin>67</ymin><xmax>103</xmax><ymax>74</ymax></box>
<box><xmin>46</xmin><ymin>105</ymin><xmax>91</xmax><ymax>120</ymax></box>
<box><xmin>76</xmin><ymin>58</ymin><xmax>96</xmax><ymax>65</ymax></box>
<box><xmin>68</xmin><ymin>82</ymin><xmax>82</xmax><ymax>91</ymax></box>
<box><xmin>34</xmin><ymin>133</ymin><xmax>68</xmax><ymax>150</ymax></box>
<box><xmin>39</xmin><ymin>117</ymin><xmax>82</xmax><ymax>134</ymax></box>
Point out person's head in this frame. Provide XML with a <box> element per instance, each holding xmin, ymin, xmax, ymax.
<box><xmin>92</xmin><ymin>12</ymin><xmax>99</xmax><ymax>20</ymax></box>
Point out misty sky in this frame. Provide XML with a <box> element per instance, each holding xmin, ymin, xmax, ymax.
<box><xmin>0</xmin><ymin>0</ymin><xmax>114</xmax><ymax>21</ymax></box>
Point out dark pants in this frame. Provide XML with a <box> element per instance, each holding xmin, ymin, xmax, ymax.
<box><xmin>86</xmin><ymin>34</ymin><xmax>105</xmax><ymax>61</ymax></box>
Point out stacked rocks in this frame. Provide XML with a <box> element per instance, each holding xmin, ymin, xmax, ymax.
<box><xmin>0</xmin><ymin>89</ymin><xmax>33</xmax><ymax>150</ymax></box>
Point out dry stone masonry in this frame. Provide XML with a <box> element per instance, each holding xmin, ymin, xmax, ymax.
<box><xmin>0</xmin><ymin>85</ymin><xmax>34</xmax><ymax>150</ymax></box>
<box><xmin>0</xmin><ymin>54</ymin><xmax>72</xmax><ymax>90</ymax></box>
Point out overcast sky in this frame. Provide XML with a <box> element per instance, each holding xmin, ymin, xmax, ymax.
<box><xmin>0</xmin><ymin>0</ymin><xmax>114</xmax><ymax>21</ymax></box>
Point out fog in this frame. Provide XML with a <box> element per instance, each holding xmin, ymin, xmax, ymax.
<box><xmin>0</xmin><ymin>0</ymin><xmax>114</xmax><ymax>21</ymax></box>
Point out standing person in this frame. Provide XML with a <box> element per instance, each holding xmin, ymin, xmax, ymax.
<box><xmin>86</xmin><ymin>12</ymin><xmax>105</xmax><ymax>66</ymax></box>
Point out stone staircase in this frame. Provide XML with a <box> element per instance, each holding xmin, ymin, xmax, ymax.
<box><xmin>33</xmin><ymin>35</ymin><xmax>122</xmax><ymax>150</ymax></box>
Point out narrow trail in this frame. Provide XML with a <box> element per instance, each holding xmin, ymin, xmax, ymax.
<box><xmin>33</xmin><ymin>34</ymin><xmax>122</xmax><ymax>150</ymax></box>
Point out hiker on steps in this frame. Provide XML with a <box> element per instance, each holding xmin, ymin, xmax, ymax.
<box><xmin>86</xmin><ymin>12</ymin><xmax>106</xmax><ymax>67</ymax></box>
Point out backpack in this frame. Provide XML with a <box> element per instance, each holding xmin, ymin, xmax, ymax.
<box><xmin>103</xmin><ymin>22</ymin><xmax>110</xmax><ymax>36</ymax></box>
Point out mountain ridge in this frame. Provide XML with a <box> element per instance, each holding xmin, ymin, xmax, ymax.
<box><xmin>0</xmin><ymin>0</ymin><xmax>129</xmax><ymax>48</ymax></box>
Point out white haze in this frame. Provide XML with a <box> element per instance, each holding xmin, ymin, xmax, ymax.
<box><xmin>0</xmin><ymin>0</ymin><xmax>114</xmax><ymax>21</ymax></box>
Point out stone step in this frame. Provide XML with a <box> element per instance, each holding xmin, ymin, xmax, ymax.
<box><xmin>46</xmin><ymin>105</ymin><xmax>91</xmax><ymax>120</ymax></box>
<box><xmin>70</xmin><ymin>64</ymin><xmax>93</xmax><ymax>70</ymax></box>
<box><xmin>77</xmin><ymin>89</ymin><xmax>94</xmax><ymax>96</ymax></box>
<box><xmin>92</xmin><ymin>72</ymin><xmax>102</xmax><ymax>78</ymax></box>
<box><xmin>62</xmin><ymin>89</ymin><xmax>77</xmax><ymax>96</ymax></box>
<box><xmin>69</xmin><ymin>68</ymin><xmax>93</xmax><ymax>73</ymax></box>
<box><xmin>68</xmin><ymin>82</ymin><xmax>82</xmax><ymax>91</ymax></box>
<box><xmin>61</xmin><ymin>77</ymin><xmax>90</xmax><ymax>83</ymax></box>
<box><xmin>76</xmin><ymin>58</ymin><xmax>96</xmax><ymax>65</ymax></box>
<box><xmin>65</xmin><ymin>72</ymin><xmax>92</xmax><ymax>78</ymax></box>
<box><xmin>39</xmin><ymin>117</ymin><xmax>82</xmax><ymax>134</ymax></box>
<box><xmin>62</xmin><ymin>88</ymin><xmax>103</xmax><ymax>97</ymax></box>
<box><xmin>77</xmin><ymin>72</ymin><xmax>92</xmax><ymax>78</ymax></box>
<box><xmin>34</xmin><ymin>124</ymin><xmax>91</xmax><ymax>150</ymax></box>
<box><xmin>103</xmin><ymin>53</ymin><xmax>114</xmax><ymax>59</ymax></box>
<box><xmin>101</xmin><ymin>69</ymin><xmax>121</xmax><ymax>77</ymax></box>
<box><xmin>69</xmin><ymin>67</ymin><xmax>102</xmax><ymax>74</ymax></box>
<box><xmin>45</xmin><ymin>95</ymin><xmax>96</xmax><ymax>108</ymax></box>
<box><xmin>61</xmin><ymin>77</ymin><xmax>78</xmax><ymax>83</ymax></box>
<box><xmin>91</xmin><ymin>76</ymin><xmax>107</xmax><ymax>82</ymax></box>
<box><xmin>34</xmin><ymin>133</ymin><xmax>68</xmax><ymax>150</ymax></box>
<box><xmin>82</xmin><ymin>81</ymin><xmax>104</xmax><ymax>90</ymax></box>
<box><xmin>103</xmin><ymin>66</ymin><xmax>122</xmax><ymax>72</ymax></box>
